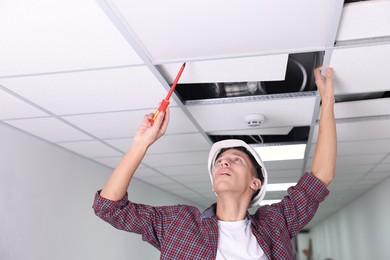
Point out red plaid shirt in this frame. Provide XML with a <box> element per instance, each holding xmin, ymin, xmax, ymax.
<box><xmin>93</xmin><ymin>172</ymin><xmax>329</xmax><ymax>259</ymax></box>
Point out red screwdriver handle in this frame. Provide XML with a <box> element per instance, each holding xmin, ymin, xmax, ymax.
<box><xmin>150</xmin><ymin>99</ymin><xmax>170</xmax><ymax>126</ymax></box>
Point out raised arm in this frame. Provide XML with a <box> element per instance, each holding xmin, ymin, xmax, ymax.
<box><xmin>100</xmin><ymin>109</ymin><xmax>170</xmax><ymax>201</ymax></box>
<box><xmin>311</xmin><ymin>67</ymin><xmax>337</xmax><ymax>186</ymax></box>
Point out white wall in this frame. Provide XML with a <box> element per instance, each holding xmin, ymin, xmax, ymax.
<box><xmin>0</xmin><ymin>123</ymin><xmax>196</xmax><ymax>260</ymax></box>
<box><xmin>296</xmin><ymin>233</ymin><xmax>310</xmax><ymax>260</ymax></box>
<box><xmin>310</xmin><ymin>176</ymin><xmax>390</xmax><ymax>260</ymax></box>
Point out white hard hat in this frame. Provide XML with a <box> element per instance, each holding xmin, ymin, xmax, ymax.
<box><xmin>208</xmin><ymin>139</ymin><xmax>268</xmax><ymax>207</ymax></box>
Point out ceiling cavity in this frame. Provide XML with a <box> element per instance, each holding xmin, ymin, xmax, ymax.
<box><xmin>172</xmin><ymin>52</ymin><xmax>321</xmax><ymax>146</ymax></box>
<box><xmin>175</xmin><ymin>52</ymin><xmax>321</xmax><ymax>102</ymax></box>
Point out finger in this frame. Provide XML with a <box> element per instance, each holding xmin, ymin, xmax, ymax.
<box><xmin>142</xmin><ymin>113</ymin><xmax>150</xmax><ymax>124</ymax></box>
<box><xmin>153</xmin><ymin>110</ymin><xmax>166</xmax><ymax>128</ymax></box>
<box><xmin>326</xmin><ymin>67</ymin><xmax>333</xmax><ymax>81</ymax></box>
<box><xmin>325</xmin><ymin>68</ymin><xmax>335</xmax><ymax>95</ymax></box>
<box><xmin>314</xmin><ymin>67</ymin><xmax>324</xmax><ymax>82</ymax></box>
<box><xmin>160</xmin><ymin>108</ymin><xmax>170</xmax><ymax>132</ymax></box>
<box><xmin>146</xmin><ymin>112</ymin><xmax>154</xmax><ymax>122</ymax></box>
<box><xmin>140</xmin><ymin>113</ymin><xmax>153</xmax><ymax>128</ymax></box>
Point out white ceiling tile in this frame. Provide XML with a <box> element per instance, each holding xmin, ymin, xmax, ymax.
<box><xmin>187</xmin><ymin>96</ymin><xmax>316</xmax><ymax>132</ymax></box>
<box><xmin>158</xmin><ymin>182</ymin><xmax>208</xmax><ymax>192</ymax></box>
<box><xmin>164</xmin><ymin>108</ymin><xmax>201</xmax><ymax>134</ymax></box>
<box><xmin>166</xmin><ymin>188</ymin><xmax>204</xmax><ymax>197</ymax></box>
<box><xmin>143</xmin><ymin>151</ymin><xmax>209</xmax><ymax>168</ymax></box>
<box><xmin>306</xmin><ymin>155</ymin><xmax>383</xmax><ymax>171</ymax></box>
<box><xmin>165</xmin><ymin>174</ymin><xmax>210</xmax><ymax>184</ymax></box>
<box><xmin>93</xmin><ymin>156</ymin><xmax>123</xmax><ymax>169</ymax></box>
<box><xmin>311</xmin><ymin>118</ymin><xmax>390</xmax><ymax>143</ymax></box>
<box><xmin>196</xmin><ymin>199</ymin><xmax>215</xmax><ymax>208</ymax></box>
<box><xmin>150</xmin><ymin>133</ymin><xmax>210</xmax><ymax>154</ymax></box>
<box><xmin>311</xmin><ymin>139</ymin><xmax>390</xmax><ymax>157</ymax></box>
<box><xmin>111</xmin><ymin>0</ymin><xmax>336</xmax><ymax>61</ymax></box>
<box><xmin>330</xmin><ymin>44</ymin><xmax>390</xmax><ymax>95</ymax></box>
<box><xmin>383</xmin><ymin>155</ymin><xmax>390</xmax><ymax>164</ymax></box>
<box><xmin>4</xmin><ymin>117</ymin><xmax>92</xmax><ymax>142</ymax></box>
<box><xmin>141</xmin><ymin>178</ymin><xmax>200</xmax><ymax>192</ymax></box>
<box><xmin>353</xmin><ymin>178</ymin><xmax>381</xmax><ymax>190</ymax></box>
<box><xmin>0</xmin><ymin>89</ymin><xmax>48</xmax><ymax>119</ymax></box>
<box><xmin>208</xmin><ymin>127</ymin><xmax>293</xmax><ymax>136</ymax></box>
<box><xmin>63</xmin><ymin>111</ymin><xmax>143</xmax><ymax>139</ymax></box>
<box><xmin>57</xmin><ymin>140</ymin><xmax>122</xmax><ymax>158</ymax></box>
<box><xmin>339</xmin><ymin>191</ymin><xmax>365</xmax><ymax>201</ymax></box>
<box><xmin>264</xmin><ymin>160</ymin><xmax>303</xmax><ymax>171</ymax></box>
<box><xmin>332</xmin><ymin>171</ymin><xmax>366</xmax><ymax>182</ymax></box>
<box><xmin>105</xmin><ymin>133</ymin><xmax>210</xmax><ymax>154</ymax></box>
<box><xmin>103</xmin><ymin>138</ymin><xmax>132</xmax><ymax>153</ymax></box>
<box><xmin>177</xmin><ymin>189</ymin><xmax>212</xmax><ymax>199</ymax></box>
<box><xmin>159</xmin><ymin>55</ymin><xmax>288</xmax><ymax>84</ymax></box>
<box><xmin>327</xmin><ymin>181</ymin><xmax>355</xmax><ymax>191</ymax></box>
<box><xmin>180</xmin><ymin>191</ymin><xmax>212</xmax><ymax>200</ymax></box>
<box><xmin>334</xmin><ymin>98</ymin><xmax>390</xmax><ymax>119</ymax></box>
<box><xmin>147</xmin><ymin>182</ymin><xmax>190</xmax><ymax>195</ymax></box>
<box><xmin>195</xmin><ymin>186</ymin><xmax>216</xmax><ymax>194</ymax></box>
<box><xmin>334</xmin><ymin>164</ymin><xmax>372</xmax><ymax>176</ymax></box>
<box><xmin>335</xmin><ymin>154</ymin><xmax>386</xmax><ymax>167</ymax></box>
<box><xmin>63</xmin><ymin>107</ymin><xmax>199</xmax><ymax>139</ymax></box>
<box><xmin>364</xmin><ymin>171</ymin><xmax>390</xmax><ymax>181</ymax></box>
<box><xmin>133</xmin><ymin>168</ymin><xmax>165</xmax><ymax>178</ymax></box>
<box><xmin>371</xmin><ymin>163</ymin><xmax>390</xmax><ymax>173</ymax></box>
<box><xmin>337</xmin><ymin>119</ymin><xmax>390</xmax><ymax>142</ymax></box>
<box><xmin>336</xmin><ymin>1</ymin><xmax>390</xmax><ymax>41</ymax></box>
<box><xmin>307</xmin><ymin>154</ymin><xmax>386</xmax><ymax>170</ymax></box>
<box><xmin>1</xmin><ymin>66</ymin><xmax>174</xmax><ymax>115</ymax></box>
<box><xmin>266</xmin><ymin>169</ymin><xmax>302</xmax><ymax>182</ymax></box>
<box><xmin>158</xmin><ymin>164</ymin><xmax>208</xmax><ymax>176</ymax></box>
<box><xmin>141</xmin><ymin>176</ymin><xmax>178</xmax><ymax>187</ymax></box>
<box><xmin>157</xmin><ymin>165</ymin><xmax>211</xmax><ymax>185</ymax></box>
<box><xmin>0</xmin><ymin>0</ymin><xmax>142</xmax><ymax>77</ymax></box>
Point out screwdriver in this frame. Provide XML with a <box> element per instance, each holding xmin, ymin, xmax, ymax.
<box><xmin>150</xmin><ymin>62</ymin><xmax>186</xmax><ymax>126</ymax></box>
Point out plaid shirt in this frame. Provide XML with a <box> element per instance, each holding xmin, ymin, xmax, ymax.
<box><xmin>93</xmin><ymin>172</ymin><xmax>329</xmax><ymax>260</ymax></box>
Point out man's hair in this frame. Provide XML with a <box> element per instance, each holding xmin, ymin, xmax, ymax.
<box><xmin>215</xmin><ymin>146</ymin><xmax>264</xmax><ymax>200</ymax></box>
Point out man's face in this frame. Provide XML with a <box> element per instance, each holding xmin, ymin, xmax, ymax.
<box><xmin>211</xmin><ymin>148</ymin><xmax>259</xmax><ymax>196</ymax></box>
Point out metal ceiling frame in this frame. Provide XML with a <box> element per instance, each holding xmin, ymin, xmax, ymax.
<box><xmin>96</xmin><ymin>0</ymin><xmax>346</xmax><ymax>180</ymax></box>
<box><xmin>96</xmin><ymin>0</ymin><xmax>213</xmax><ymax>146</ymax></box>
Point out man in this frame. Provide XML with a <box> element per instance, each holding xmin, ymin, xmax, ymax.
<box><xmin>93</xmin><ymin>67</ymin><xmax>336</xmax><ymax>259</ymax></box>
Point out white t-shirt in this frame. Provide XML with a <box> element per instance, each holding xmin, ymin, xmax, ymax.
<box><xmin>216</xmin><ymin>218</ymin><xmax>268</xmax><ymax>260</ymax></box>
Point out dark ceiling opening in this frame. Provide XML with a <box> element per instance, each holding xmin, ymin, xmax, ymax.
<box><xmin>175</xmin><ymin>52</ymin><xmax>321</xmax><ymax>102</ymax></box>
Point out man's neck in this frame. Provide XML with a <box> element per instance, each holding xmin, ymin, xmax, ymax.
<box><xmin>215</xmin><ymin>196</ymin><xmax>250</xmax><ymax>221</ymax></box>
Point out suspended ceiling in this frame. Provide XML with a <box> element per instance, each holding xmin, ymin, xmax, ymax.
<box><xmin>1</xmin><ymin>0</ymin><xmax>390</xmax><ymax>228</ymax></box>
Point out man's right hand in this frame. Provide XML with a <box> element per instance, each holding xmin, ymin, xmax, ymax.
<box><xmin>133</xmin><ymin>108</ymin><xmax>170</xmax><ymax>149</ymax></box>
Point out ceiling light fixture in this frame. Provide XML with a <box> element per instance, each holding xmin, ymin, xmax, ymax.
<box><xmin>266</xmin><ymin>183</ymin><xmax>297</xmax><ymax>191</ymax></box>
<box><xmin>260</xmin><ymin>199</ymin><xmax>281</xmax><ymax>206</ymax></box>
<box><xmin>253</xmin><ymin>143</ymin><xmax>306</xmax><ymax>161</ymax></box>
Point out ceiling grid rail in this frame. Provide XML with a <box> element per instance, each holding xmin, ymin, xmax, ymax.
<box><xmin>96</xmin><ymin>0</ymin><xmax>213</xmax><ymax>145</ymax></box>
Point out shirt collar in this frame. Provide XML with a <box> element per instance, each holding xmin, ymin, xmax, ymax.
<box><xmin>201</xmin><ymin>203</ymin><xmax>217</xmax><ymax>220</ymax></box>
<box><xmin>201</xmin><ymin>203</ymin><xmax>251</xmax><ymax>221</ymax></box>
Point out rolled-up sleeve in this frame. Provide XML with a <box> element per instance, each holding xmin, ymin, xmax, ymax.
<box><xmin>92</xmin><ymin>190</ymin><xmax>181</xmax><ymax>250</ymax></box>
<box><xmin>277</xmin><ymin>172</ymin><xmax>329</xmax><ymax>237</ymax></box>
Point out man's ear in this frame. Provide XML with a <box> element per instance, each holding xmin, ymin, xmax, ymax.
<box><xmin>250</xmin><ymin>178</ymin><xmax>262</xmax><ymax>191</ymax></box>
